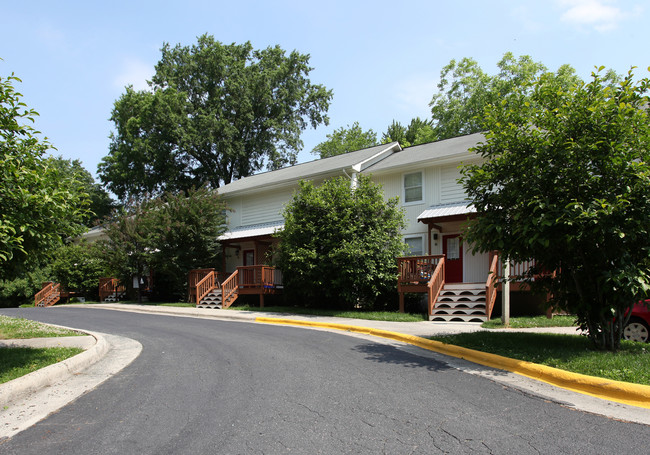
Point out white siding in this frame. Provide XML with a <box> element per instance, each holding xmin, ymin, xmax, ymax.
<box><xmin>440</xmin><ymin>164</ymin><xmax>465</xmax><ymax>204</ymax></box>
<box><xmin>240</xmin><ymin>189</ymin><xmax>292</xmax><ymax>226</ymax></box>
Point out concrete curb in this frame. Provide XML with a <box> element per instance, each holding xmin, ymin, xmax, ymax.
<box><xmin>0</xmin><ymin>327</ymin><xmax>109</xmax><ymax>407</ymax></box>
<box><xmin>256</xmin><ymin>317</ymin><xmax>650</xmax><ymax>409</ymax></box>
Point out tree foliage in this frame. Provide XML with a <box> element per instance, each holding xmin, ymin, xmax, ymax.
<box><xmin>430</xmin><ymin>53</ymin><xmax>582</xmax><ymax>140</ymax></box>
<box><xmin>100</xmin><ymin>187</ymin><xmax>226</xmax><ymax>302</ymax></box>
<box><xmin>0</xmin><ymin>72</ymin><xmax>89</xmax><ymax>279</ymax></box>
<box><xmin>461</xmin><ymin>67</ymin><xmax>650</xmax><ymax>351</ymax></box>
<box><xmin>311</xmin><ymin>122</ymin><xmax>378</xmax><ymax>158</ymax></box>
<box><xmin>382</xmin><ymin>117</ymin><xmax>437</xmax><ymax>147</ymax></box>
<box><xmin>99</xmin><ymin>34</ymin><xmax>333</xmax><ymax>201</ymax></box>
<box><xmin>51</xmin><ymin>240</ymin><xmax>108</xmax><ymax>300</ymax></box>
<box><xmin>276</xmin><ymin>175</ymin><xmax>406</xmax><ymax>310</ymax></box>
<box><xmin>50</xmin><ymin>157</ymin><xmax>116</xmax><ymax>226</ymax></box>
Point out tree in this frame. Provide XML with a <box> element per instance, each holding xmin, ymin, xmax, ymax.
<box><xmin>50</xmin><ymin>157</ymin><xmax>116</xmax><ymax>226</ymax></box>
<box><xmin>382</xmin><ymin>117</ymin><xmax>437</xmax><ymax>147</ymax></box>
<box><xmin>146</xmin><ymin>187</ymin><xmax>226</xmax><ymax>301</ymax></box>
<box><xmin>276</xmin><ymin>175</ymin><xmax>406</xmax><ymax>310</ymax></box>
<box><xmin>461</xmin><ymin>67</ymin><xmax>650</xmax><ymax>351</ymax></box>
<box><xmin>0</xmin><ymin>72</ymin><xmax>89</xmax><ymax>279</ymax></box>
<box><xmin>50</xmin><ymin>240</ymin><xmax>108</xmax><ymax>300</ymax></box>
<box><xmin>99</xmin><ymin>35</ymin><xmax>333</xmax><ymax>201</ymax></box>
<box><xmin>429</xmin><ymin>53</ymin><xmax>581</xmax><ymax>140</ymax></box>
<box><xmin>100</xmin><ymin>187</ymin><xmax>226</xmax><ymax>302</ymax></box>
<box><xmin>311</xmin><ymin>122</ymin><xmax>378</xmax><ymax>158</ymax></box>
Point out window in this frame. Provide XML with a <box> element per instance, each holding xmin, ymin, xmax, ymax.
<box><xmin>403</xmin><ymin>172</ymin><xmax>423</xmax><ymax>204</ymax></box>
<box><xmin>404</xmin><ymin>236</ymin><xmax>424</xmax><ymax>256</ymax></box>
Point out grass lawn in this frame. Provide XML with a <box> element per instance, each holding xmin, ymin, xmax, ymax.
<box><xmin>0</xmin><ymin>315</ymin><xmax>85</xmax><ymax>385</ymax></box>
<box><xmin>0</xmin><ymin>315</ymin><xmax>82</xmax><ymax>339</ymax></box>
<box><xmin>0</xmin><ymin>347</ymin><xmax>84</xmax><ymax>384</ymax></box>
<box><xmin>482</xmin><ymin>315</ymin><xmax>577</xmax><ymax>329</ymax></box>
<box><xmin>226</xmin><ymin>304</ymin><xmax>428</xmax><ymax>322</ymax></box>
<box><xmin>431</xmin><ymin>331</ymin><xmax>650</xmax><ymax>385</ymax></box>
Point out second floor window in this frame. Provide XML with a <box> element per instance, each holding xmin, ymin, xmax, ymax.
<box><xmin>404</xmin><ymin>172</ymin><xmax>423</xmax><ymax>204</ymax></box>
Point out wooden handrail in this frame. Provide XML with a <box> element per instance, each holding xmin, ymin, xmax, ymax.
<box><xmin>486</xmin><ymin>252</ymin><xmax>500</xmax><ymax>320</ymax></box>
<box><xmin>397</xmin><ymin>255</ymin><xmax>445</xmax><ymax>285</ymax></box>
<box><xmin>195</xmin><ymin>270</ymin><xmax>215</xmax><ymax>305</ymax></box>
<box><xmin>35</xmin><ymin>282</ymin><xmax>54</xmax><ymax>306</ymax></box>
<box><xmin>426</xmin><ymin>257</ymin><xmax>445</xmax><ymax>318</ymax></box>
<box><xmin>99</xmin><ymin>278</ymin><xmax>126</xmax><ymax>302</ymax></box>
<box><xmin>221</xmin><ymin>270</ymin><xmax>239</xmax><ymax>308</ymax></box>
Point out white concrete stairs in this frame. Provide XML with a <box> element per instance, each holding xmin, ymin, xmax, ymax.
<box><xmin>430</xmin><ymin>283</ymin><xmax>487</xmax><ymax>322</ymax></box>
<box><xmin>196</xmin><ymin>288</ymin><xmax>237</xmax><ymax>309</ymax></box>
<box><xmin>103</xmin><ymin>291</ymin><xmax>126</xmax><ymax>303</ymax></box>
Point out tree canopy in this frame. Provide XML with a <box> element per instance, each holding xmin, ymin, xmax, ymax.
<box><xmin>461</xmin><ymin>67</ymin><xmax>650</xmax><ymax>351</ymax></box>
<box><xmin>276</xmin><ymin>175</ymin><xmax>406</xmax><ymax>310</ymax></box>
<box><xmin>381</xmin><ymin>117</ymin><xmax>437</xmax><ymax>147</ymax></box>
<box><xmin>99</xmin><ymin>34</ymin><xmax>333</xmax><ymax>201</ymax></box>
<box><xmin>311</xmin><ymin>122</ymin><xmax>378</xmax><ymax>158</ymax></box>
<box><xmin>100</xmin><ymin>187</ymin><xmax>226</xmax><ymax>302</ymax></box>
<box><xmin>430</xmin><ymin>53</ymin><xmax>582</xmax><ymax>140</ymax></box>
<box><xmin>0</xmin><ymin>72</ymin><xmax>89</xmax><ymax>279</ymax></box>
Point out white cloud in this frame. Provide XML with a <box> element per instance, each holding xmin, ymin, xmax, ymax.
<box><xmin>113</xmin><ymin>58</ymin><xmax>153</xmax><ymax>91</ymax></box>
<box><xmin>558</xmin><ymin>0</ymin><xmax>641</xmax><ymax>32</ymax></box>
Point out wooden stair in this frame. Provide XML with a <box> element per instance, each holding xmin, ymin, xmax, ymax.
<box><xmin>430</xmin><ymin>283</ymin><xmax>487</xmax><ymax>322</ymax></box>
<box><xmin>35</xmin><ymin>282</ymin><xmax>61</xmax><ymax>307</ymax></box>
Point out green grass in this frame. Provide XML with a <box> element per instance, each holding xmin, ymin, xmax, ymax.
<box><xmin>482</xmin><ymin>315</ymin><xmax>577</xmax><ymax>329</ymax></box>
<box><xmin>226</xmin><ymin>305</ymin><xmax>428</xmax><ymax>322</ymax></box>
<box><xmin>0</xmin><ymin>315</ymin><xmax>82</xmax><ymax>339</ymax></box>
<box><xmin>431</xmin><ymin>331</ymin><xmax>650</xmax><ymax>385</ymax></box>
<box><xmin>0</xmin><ymin>347</ymin><xmax>84</xmax><ymax>384</ymax></box>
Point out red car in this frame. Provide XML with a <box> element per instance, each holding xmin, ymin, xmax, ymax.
<box><xmin>623</xmin><ymin>301</ymin><xmax>650</xmax><ymax>343</ymax></box>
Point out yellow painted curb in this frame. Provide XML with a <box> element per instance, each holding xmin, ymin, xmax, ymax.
<box><xmin>255</xmin><ymin>317</ymin><xmax>650</xmax><ymax>409</ymax></box>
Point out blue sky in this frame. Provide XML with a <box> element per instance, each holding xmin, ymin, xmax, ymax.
<box><xmin>2</xmin><ymin>0</ymin><xmax>648</xmax><ymax>181</ymax></box>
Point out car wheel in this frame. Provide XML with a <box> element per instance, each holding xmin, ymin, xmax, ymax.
<box><xmin>623</xmin><ymin>319</ymin><xmax>650</xmax><ymax>343</ymax></box>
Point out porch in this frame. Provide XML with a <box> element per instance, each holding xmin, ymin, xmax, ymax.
<box><xmin>188</xmin><ymin>266</ymin><xmax>283</xmax><ymax>309</ymax></box>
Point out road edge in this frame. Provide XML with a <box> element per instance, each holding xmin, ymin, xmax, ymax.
<box><xmin>256</xmin><ymin>316</ymin><xmax>650</xmax><ymax>409</ymax></box>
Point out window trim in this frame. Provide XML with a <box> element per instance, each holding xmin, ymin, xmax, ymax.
<box><xmin>404</xmin><ymin>234</ymin><xmax>426</xmax><ymax>257</ymax></box>
<box><xmin>402</xmin><ymin>171</ymin><xmax>424</xmax><ymax>206</ymax></box>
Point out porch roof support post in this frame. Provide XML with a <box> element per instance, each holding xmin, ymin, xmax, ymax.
<box><xmin>502</xmin><ymin>257</ymin><xmax>510</xmax><ymax>325</ymax></box>
<box><xmin>427</xmin><ymin>223</ymin><xmax>432</xmax><ymax>255</ymax></box>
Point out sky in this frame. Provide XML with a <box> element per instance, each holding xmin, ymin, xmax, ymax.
<box><xmin>2</xmin><ymin>0</ymin><xmax>649</xmax><ymax>182</ymax></box>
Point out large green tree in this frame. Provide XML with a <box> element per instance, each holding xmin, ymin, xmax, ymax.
<box><xmin>461</xmin><ymin>68</ymin><xmax>650</xmax><ymax>351</ymax></box>
<box><xmin>430</xmin><ymin>53</ymin><xmax>582</xmax><ymax>140</ymax></box>
<box><xmin>100</xmin><ymin>35</ymin><xmax>333</xmax><ymax>201</ymax></box>
<box><xmin>276</xmin><ymin>175</ymin><xmax>406</xmax><ymax>310</ymax></box>
<box><xmin>311</xmin><ymin>122</ymin><xmax>378</xmax><ymax>158</ymax></box>
<box><xmin>50</xmin><ymin>157</ymin><xmax>116</xmax><ymax>226</ymax></box>
<box><xmin>0</xmin><ymin>72</ymin><xmax>89</xmax><ymax>279</ymax></box>
<box><xmin>100</xmin><ymin>187</ymin><xmax>226</xmax><ymax>302</ymax></box>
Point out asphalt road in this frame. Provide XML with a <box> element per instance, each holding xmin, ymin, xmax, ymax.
<box><xmin>1</xmin><ymin>307</ymin><xmax>649</xmax><ymax>454</ymax></box>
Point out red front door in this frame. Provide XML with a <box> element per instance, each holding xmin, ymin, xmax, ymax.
<box><xmin>443</xmin><ymin>234</ymin><xmax>463</xmax><ymax>283</ymax></box>
<box><xmin>243</xmin><ymin>249</ymin><xmax>255</xmax><ymax>266</ymax></box>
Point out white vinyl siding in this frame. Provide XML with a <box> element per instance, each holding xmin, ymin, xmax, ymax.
<box><xmin>440</xmin><ymin>165</ymin><xmax>465</xmax><ymax>204</ymax></box>
<box><xmin>240</xmin><ymin>190</ymin><xmax>290</xmax><ymax>226</ymax></box>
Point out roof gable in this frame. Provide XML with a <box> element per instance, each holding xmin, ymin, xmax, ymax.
<box><xmin>218</xmin><ymin>142</ymin><xmax>401</xmax><ymax>196</ymax></box>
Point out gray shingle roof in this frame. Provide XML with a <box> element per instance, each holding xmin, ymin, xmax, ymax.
<box><xmin>363</xmin><ymin>133</ymin><xmax>485</xmax><ymax>174</ymax></box>
<box><xmin>218</xmin><ymin>142</ymin><xmax>401</xmax><ymax>196</ymax></box>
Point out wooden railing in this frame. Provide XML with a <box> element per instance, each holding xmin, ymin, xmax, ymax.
<box><xmin>398</xmin><ymin>255</ymin><xmax>445</xmax><ymax>285</ymax></box>
<box><xmin>237</xmin><ymin>265</ymin><xmax>282</xmax><ymax>290</ymax></box>
<box><xmin>486</xmin><ymin>252</ymin><xmax>500</xmax><ymax>320</ymax></box>
<box><xmin>221</xmin><ymin>270</ymin><xmax>239</xmax><ymax>308</ymax></box>
<box><xmin>35</xmin><ymin>282</ymin><xmax>61</xmax><ymax>307</ymax></box>
<box><xmin>194</xmin><ymin>270</ymin><xmax>216</xmax><ymax>306</ymax></box>
<box><xmin>426</xmin><ymin>257</ymin><xmax>445</xmax><ymax>318</ymax></box>
<box><xmin>99</xmin><ymin>278</ymin><xmax>126</xmax><ymax>302</ymax></box>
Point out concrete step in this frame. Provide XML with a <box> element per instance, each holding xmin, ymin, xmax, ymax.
<box><xmin>430</xmin><ymin>314</ymin><xmax>487</xmax><ymax>322</ymax></box>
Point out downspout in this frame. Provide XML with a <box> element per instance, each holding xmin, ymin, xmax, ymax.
<box><xmin>342</xmin><ymin>168</ymin><xmax>358</xmax><ymax>190</ymax></box>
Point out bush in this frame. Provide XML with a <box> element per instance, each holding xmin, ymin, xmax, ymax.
<box><xmin>276</xmin><ymin>175</ymin><xmax>406</xmax><ymax>310</ymax></box>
